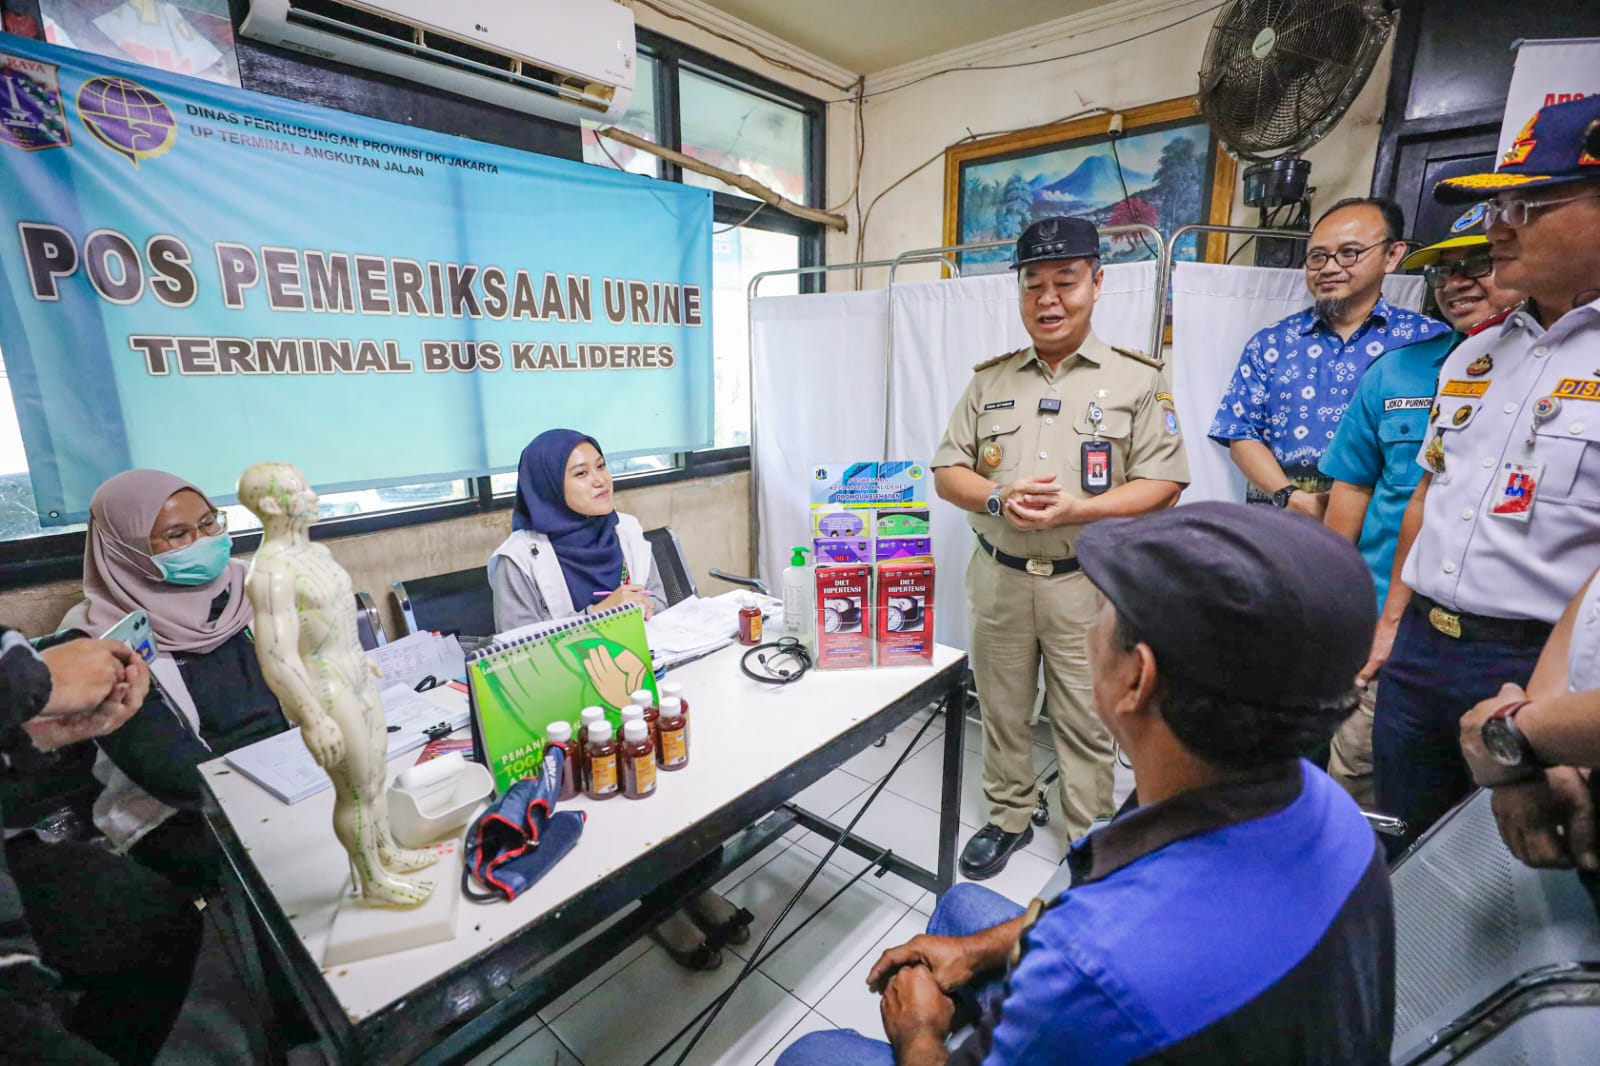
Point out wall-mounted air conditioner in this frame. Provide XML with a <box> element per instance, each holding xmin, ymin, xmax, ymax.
<box><xmin>239</xmin><ymin>0</ymin><xmax>635</xmax><ymax>125</ymax></box>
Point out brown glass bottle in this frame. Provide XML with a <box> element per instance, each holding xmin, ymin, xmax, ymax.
<box><xmin>545</xmin><ymin>721</ymin><xmax>580</xmax><ymax>801</ymax></box>
<box><xmin>620</xmin><ymin>720</ymin><xmax>657</xmax><ymax>799</ymax></box>
<box><xmin>577</xmin><ymin>706</ymin><xmax>606</xmax><ymax>793</ymax></box>
<box><xmin>630</xmin><ymin>689</ymin><xmax>662</xmax><ymax>758</ymax></box>
<box><xmin>660</xmin><ymin>682</ymin><xmax>690</xmax><ymax>744</ymax></box>
<box><xmin>658</xmin><ymin>696</ymin><xmax>689</xmax><ymax>771</ymax></box>
<box><xmin>585</xmin><ymin>721</ymin><xmax>620</xmax><ymax>801</ymax></box>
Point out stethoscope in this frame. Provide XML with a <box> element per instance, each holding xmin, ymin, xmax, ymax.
<box><xmin>740</xmin><ymin>637</ymin><xmax>813</xmax><ymax>685</ymax></box>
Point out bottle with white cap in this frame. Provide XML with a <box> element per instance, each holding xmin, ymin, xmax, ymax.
<box><xmin>578</xmin><ymin>706</ymin><xmax>606</xmax><ymax>792</ymax></box>
<box><xmin>620</xmin><ymin>719</ymin><xmax>657</xmax><ymax>799</ymax></box>
<box><xmin>630</xmin><ymin>688</ymin><xmax>661</xmax><ymax>756</ymax></box>
<box><xmin>584</xmin><ymin>720</ymin><xmax>619</xmax><ymax>800</ymax></box>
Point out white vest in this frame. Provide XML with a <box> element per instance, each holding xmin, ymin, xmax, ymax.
<box><xmin>489</xmin><ymin>512</ymin><xmax>653</xmax><ymax>622</ymax></box>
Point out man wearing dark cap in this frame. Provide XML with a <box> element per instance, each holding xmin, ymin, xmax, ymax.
<box><xmin>932</xmin><ymin>216</ymin><xmax>1189</xmax><ymax>879</ymax></box>
<box><xmin>777</xmin><ymin>504</ymin><xmax>1393</xmax><ymax>1066</ymax></box>
<box><xmin>1365</xmin><ymin>94</ymin><xmax>1600</xmax><ymax>848</ymax></box>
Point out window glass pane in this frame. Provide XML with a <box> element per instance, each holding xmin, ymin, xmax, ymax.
<box><xmin>680</xmin><ymin>68</ymin><xmax>808</xmax><ymax>205</ymax></box>
<box><xmin>581</xmin><ymin>53</ymin><xmax>660</xmax><ymax>179</ymax></box>
<box><xmin>0</xmin><ymin>348</ymin><xmax>83</xmax><ymax>541</ymax></box>
<box><xmin>712</xmin><ymin>227</ymin><xmax>799</xmax><ymax>448</ymax></box>
<box><xmin>39</xmin><ymin>0</ymin><xmax>242</xmax><ymax>87</ymax></box>
<box><xmin>489</xmin><ymin>453</ymin><xmax>680</xmax><ymax>499</ymax></box>
<box><xmin>221</xmin><ymin>480</ymin><xmax>472</xmax><ymax>532</ymax></box>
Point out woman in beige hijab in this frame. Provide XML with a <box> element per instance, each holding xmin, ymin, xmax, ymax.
<box><xmin>60</xmin><ymin>469</ymin><xmax>288</xmax><ymax>889</ymax></box>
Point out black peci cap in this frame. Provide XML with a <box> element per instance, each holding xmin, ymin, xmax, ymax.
<box><xmin>1077</xmin><ymin>502</ymin><xmax>1375</xmax><ymax>707</ymax></box>
<box><xmin>1012</xmin><ymin>216</ymin><xmax>1101</xmax><ymax>269</ymax></box>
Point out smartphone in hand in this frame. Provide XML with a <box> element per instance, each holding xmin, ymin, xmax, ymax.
<box><xmin>102</xmin><ymin>610</ymin><xmax>157</xmax><ymax>664</ymax></box>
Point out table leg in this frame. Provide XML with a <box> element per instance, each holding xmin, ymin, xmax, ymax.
<box><xmin>936</xmin><ymin>669</ymin><xmax>967</xmax><ymax>894</ymax></box>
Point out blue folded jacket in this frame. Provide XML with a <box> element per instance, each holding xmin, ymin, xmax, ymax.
<box><xmin>463</xmin><ymin>746</ymin><xmax>585</xmax><ymax>902</ymax></box>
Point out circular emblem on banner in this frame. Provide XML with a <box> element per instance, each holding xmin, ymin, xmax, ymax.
<box><xmin>1466</xmin><ymin>353</ymin><xmax>1494</xmax><ymax>377</ymax></box>
<box><xmin>1452</xmin><ymin>405</ymin><xmax>1473</xmax><ymax>426</ymax></box>
<box><xmin>76</xmin><ymin>76</ymin><xmax>176</xmax><ymax>167</ymax></box>
<box><xmin>981</xmin><ymin>442</ymin><xmax>1003</xmax><ymax>468</ymax></box>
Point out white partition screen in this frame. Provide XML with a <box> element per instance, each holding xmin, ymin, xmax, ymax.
<box><xmin>751</xmin><ymin>290</ymin><xmax>890</xmax><ymax>589</ymax></box>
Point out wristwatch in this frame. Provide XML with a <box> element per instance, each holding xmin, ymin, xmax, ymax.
<box><xmin>986</xmin><ymin>487</ymin><xmax>1003</xmax><ymax>516</ymax></box>
<box><xmin>1270</xmin><ymin>485</ymin><xmax>1297</xmax><ymax>509</ymax></box>
<box><xmin>1481</xmin><ymin>700</ymin><xmax>1540</xmax><ymax>769</ymax></box>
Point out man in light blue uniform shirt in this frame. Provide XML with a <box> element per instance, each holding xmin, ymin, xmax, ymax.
<box><xmin>1318</xmin><ymin>204</ymin><xmax>1522</xmax><ymax>806</ymax></box>
<box><xmin>1209</xmin><ymin>197</ymin><xmax>1449</xmax><ymax>518</ymax></box>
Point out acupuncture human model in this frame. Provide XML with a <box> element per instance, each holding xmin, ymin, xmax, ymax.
<box><xmin>239</xmin><ymin>461</ymin><xmax>436</xmax><ymax>907</ymax></box>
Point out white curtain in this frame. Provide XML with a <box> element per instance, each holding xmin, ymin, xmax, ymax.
<box><xmin>751</xmin><ymin>290</ymin><xmax>889</xmax><ymax>589</ymax></box>
<box><xmin>886</xmin><ymin>261</ymin><xmax>1158</xmax><ymax>650</ymax></box>
<box><xmin>1170</xmin><ymin>262</ymin><xmax>1429</xmax><ymax>504</ymax></box>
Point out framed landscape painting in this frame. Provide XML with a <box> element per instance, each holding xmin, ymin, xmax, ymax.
<box><xmin>943</xmin><ymin>96</ymin><xmax>1236</xmax><ymax>276</ymax></box>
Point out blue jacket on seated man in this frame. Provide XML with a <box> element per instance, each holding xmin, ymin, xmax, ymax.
<box><xmin>780</xmin><ymin>503</ymin><xmax>1393</xmax><ymax>1066</ymax></box>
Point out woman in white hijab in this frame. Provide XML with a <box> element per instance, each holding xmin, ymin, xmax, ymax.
<box><xmin>60</xmin><ymin>469</ymin><xmax>288</xmax><ymax>889</ymax></box>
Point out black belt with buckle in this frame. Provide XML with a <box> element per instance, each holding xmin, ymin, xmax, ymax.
<box><xmin>976</xmin><ymin>535</ymin><xmax>1080</xmax><ymax>577</ymax></box>
<box><xmin>1411</xmin><ymin>594</ymin><xmax>1553</xmax><ymax>645</ymax></box>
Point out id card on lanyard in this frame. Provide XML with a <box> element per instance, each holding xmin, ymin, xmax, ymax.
<box><xmin>1490</xmin><ymin>395</ymin><xmax>1559</xmax><ymax>523</ymax></box>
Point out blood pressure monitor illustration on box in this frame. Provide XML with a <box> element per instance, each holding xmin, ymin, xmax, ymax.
<box><xmin>822</xmin><ymin>597</ymin><xmax>863</xmax><ymax>633</ymax></box>
<box><xmin>884</xmin><ymin>596</ymin><xmax>925</xmax><ymax>632</ymax></box>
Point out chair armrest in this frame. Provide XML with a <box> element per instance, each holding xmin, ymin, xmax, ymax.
<box><xmin>708</xmin><ymin>569</ymin><xmax>770</xmax><ymax>597</ymax></box>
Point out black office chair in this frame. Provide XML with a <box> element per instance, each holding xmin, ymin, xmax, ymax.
<box><xmin>643</xmin><ymin>526</ymin><xmax>698</xmax><ymax>608</ymax></box>
<box><xmin>1389</xmin><ymin>787</ymin><xmax>1600</xmax><ymax>1063</ymax></box>
<box><xmin>354</xmin><ymin>590</ymin><xmax>386</xmax><ymax>650</ymax></box>
<box><xmin>391</xmin><ymin>568</ymin><xmax>496</xmax><ymax>640</ymax></box>
<box><xmin>643</xmin><ymin>524</ymin><xmax>769</xmax><ymax>605</ymax></box>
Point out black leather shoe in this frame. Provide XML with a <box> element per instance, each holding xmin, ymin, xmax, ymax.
<box><xmin>959</xmin><ymin>823</ymin><xmax>1033</xmax><ymax>880</ymax></box>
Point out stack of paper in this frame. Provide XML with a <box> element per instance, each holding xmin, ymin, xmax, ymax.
<box><xmin>365</xmin><ymin>631</ymin><xmax>466</xmax><ymax>689</ymax></box>
<box><xmin>646</xmin><ymin>591</ymin><xmax>783</xmax><ymax>669</ymax></box>
<box><xmin>224</xmin><ymin>685</ymin><xmax>469</xmax><ymax>804</ymax></box>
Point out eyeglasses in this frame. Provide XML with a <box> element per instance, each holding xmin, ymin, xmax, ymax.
<box><xmin>154</xmin><ymin>509</ymin><xmax>227</xmax><ymax>549</ymax></box>
<box><xmin>1423</xmin><ymin>251</ymin><xmax>1494</xmax><ymax>289</ymax></box>
<box><xmin>1304</xmin><ymin>239</ymin><xmax>1391</xmax><ymax>272</ymax></box>
<box><xmin>1483</xmin><ymin>190</ymin><xmax>1600</xmax><ymax>229</ymax></box>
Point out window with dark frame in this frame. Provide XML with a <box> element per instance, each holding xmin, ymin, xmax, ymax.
<box><xmin>0</xmin><ymin>27</ymin><xmax>826</xmax><ymax>585</ymax></box>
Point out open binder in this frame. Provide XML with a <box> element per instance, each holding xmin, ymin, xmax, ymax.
<box><xmin>466</xmin><ymin>603</ymin><xmax>656</xmax><ymax>794</ymax></box>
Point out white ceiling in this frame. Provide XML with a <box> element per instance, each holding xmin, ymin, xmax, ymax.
<box><xmin>694</xmin><ymin>0</ymin><xmax>1121</xmax><ymax>74</ymax></box>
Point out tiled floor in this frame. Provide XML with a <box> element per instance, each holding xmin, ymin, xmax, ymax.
<box><xmin>478</xmin><ymin>711</ymin><xmax>1135</xmax><ymax>1066</ymax></box>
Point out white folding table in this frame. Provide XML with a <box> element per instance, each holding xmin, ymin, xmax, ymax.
<box><xmin>202</xmin><ymin>641</ymin><xmax>969</xmax><ymax>1063</ymax></box>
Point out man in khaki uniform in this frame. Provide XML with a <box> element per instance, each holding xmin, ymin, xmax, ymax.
<box><xmin>934</xmin><ymin>217</ymin><xmax>1190</xmax><ymax>878</ymax></box>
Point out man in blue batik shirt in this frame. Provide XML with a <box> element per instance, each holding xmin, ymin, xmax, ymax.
<box><xmin>1316</xmin><ymin>204</ymin><xmax>1522</xmax><ymax>807</ymax></box>
<box><xmin>1208</xmin><ymin>197</ymin><xmax>1450</xmax><ymax>519</ymax></box>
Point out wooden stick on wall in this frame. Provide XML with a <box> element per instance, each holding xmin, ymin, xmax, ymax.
<box><xmin>597</xmin><ymin>126</ymin><xmax>848</xmax><ymax>232</ymax></box>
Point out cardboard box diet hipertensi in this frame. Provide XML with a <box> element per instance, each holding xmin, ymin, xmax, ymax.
<box><xmin>815</xmin><ymin>563</ymin><xmax>873</xmax><ymax>669</ymax></box>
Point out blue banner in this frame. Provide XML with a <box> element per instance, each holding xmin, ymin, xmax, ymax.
<box><xmin>0</xmin><ymin>37</ymin><xmax>713</xmax><ymax>524</ymax></box>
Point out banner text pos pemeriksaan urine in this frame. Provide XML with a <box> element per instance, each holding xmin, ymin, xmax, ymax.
<box><xmin>0</xmin><ymin>36</ymin><xmax>713</xmax><ymax>525</ymax></box>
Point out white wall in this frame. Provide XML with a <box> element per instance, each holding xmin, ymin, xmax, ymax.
<box><xmin>827</xmin><ymin>0</ymin><xmax>1397</xmax><ymax>287</ymax></box>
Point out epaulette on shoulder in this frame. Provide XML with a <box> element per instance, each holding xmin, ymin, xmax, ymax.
<box><xmin>1466</xmin><ymin>307</ymin><xmax>1514</xmax><ymax>337</ymax></box>
<box><xmin>971</xmin><ymin>347</ymin><xmax>1027</xmax><ymax>373</ymax></box>
<box><xmin>1111</xmin><ymin>345</ymin><xmax>1163</xmax><ymax>369</ymax></box>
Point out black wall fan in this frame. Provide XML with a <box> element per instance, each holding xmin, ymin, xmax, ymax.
<box><xmin>1198</xmin><ymin>0</ymin><xmax>1393</xmax><ymax>266</ymax></box>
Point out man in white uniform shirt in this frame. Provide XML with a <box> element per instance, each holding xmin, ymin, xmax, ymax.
<box><xmin>1364</xmin><ymin>94</ymin><xmax>1600</xmax><ymax>847</ymax></box>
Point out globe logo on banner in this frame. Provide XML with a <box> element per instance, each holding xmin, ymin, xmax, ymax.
<box><xmin>75</xmin><ymin>76</ymin><xmax>176</xmax><ymax>167</ymax></box>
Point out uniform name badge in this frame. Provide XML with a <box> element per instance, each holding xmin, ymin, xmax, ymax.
<box><xmin>1081</xmin><ymin>440</ymin><xmax>1112</xmax><ymax>494</ymax></box>
<box><xmin>1489</xmin><ymin>459</ymin><xmax>1543</xmax><ymax>522</ymax></box>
